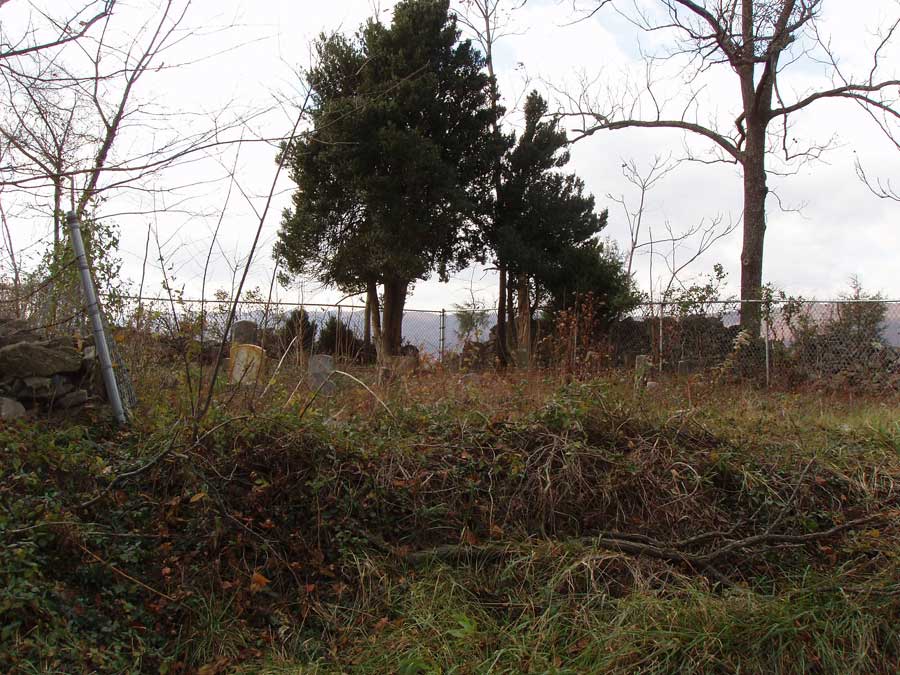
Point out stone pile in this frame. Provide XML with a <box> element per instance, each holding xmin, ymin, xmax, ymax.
<box><xmin>0</xmin><ymin>318</ymin><xmax>100</xmax><ymax>420</ymax></box>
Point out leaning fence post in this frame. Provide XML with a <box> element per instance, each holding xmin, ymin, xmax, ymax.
<box><xmin>67</xmin><ymin>211</ymin><xmax>127</xmax><ymax>425</ymax></box>
<box><xmin>439</xmin><ymin>309</ymin><xmax>446</xmax><ymax>362</ymax></box>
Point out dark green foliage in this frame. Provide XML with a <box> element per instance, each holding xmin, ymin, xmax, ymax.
<box><xmin>279</xmin><ymin>308</ymin><xmax>317</xmax><ymax>353</ymax></box>
<box><xmin>495</xmin><ymin>93</ymin><xmax>597</xmax><ymax>276</ymax></box>
<box><xmin>315</xmin><ymin>315</ymin><xmax>362</xmax><ymax>356</ymax></box>
<box><xmin>0</xmin><ymin>423</ymin><xmax>170</xmax><ymax>673</ymax></box>
<box><xmin>493</xmin><ymin>91</ymin><xmax>636</xmax><ymax>318</ymax></box>
<box><xmin>542</xmin><ymin>239</ymin><xmax>638</xmax><ymax>320</ymax></box>
<box><xmin>275</xmin><ymin>0</ymin><xmax>499</xmax><ymax>290</ymax></box>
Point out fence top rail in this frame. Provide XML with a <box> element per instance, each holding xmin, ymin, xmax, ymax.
<box><xmin>9</xmin><ymin>293</ymin><xmax>898</xmax><ymax>313</ymax></box>
<box><xmin>110</xmin><ymin>295</ymin><xmax>446</xmax><ymax>314</ymax></box>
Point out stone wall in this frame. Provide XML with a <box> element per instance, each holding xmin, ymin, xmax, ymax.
<box><xmin>0</xmin><ymin>318</ymin><xmax>101</xmax><ymax>420</ymax></box>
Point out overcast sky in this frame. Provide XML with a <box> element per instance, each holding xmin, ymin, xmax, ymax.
<box><xmin>8</xmin><ymin>0</ymin><xmax>900</xmax><ymax>309</ymax></box>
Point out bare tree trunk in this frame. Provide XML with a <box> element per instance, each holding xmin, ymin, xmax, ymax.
<box><xmin>506</xmin><ymin>277</ymin><xmax>517</xmax><ymax>349</ymax></box>
<box><xmin>381</xmin><ymin>279</ymin><xmax>406</xmax><ymax>357</ymax></box>
<box><xmin>367</xmin><ymin>279</ymin><xmax>383</xmax><ymax>359</ymax></box>
<box><xmin>740</xmin><ymin>123</ymin><xmax>768</xmax><ymax>337</ymax></box>
<box><xmin>0</xmin><ymin>198</ymin><xmax>20</xmax><ymax>317</ymax></box>
<box><xmin>515</xmin><ymin>273</ymin><xmax>531</xmax><ymax>366</ymax></box>
<box><xmin>496</xmin><ymin>266</ymin><xmax>509</xmax><ymax>366</ymax></box>
<box><xmin>364</xmin><ymin>291</ymin><xmax>372</xmax><ymax>345</ymax></box>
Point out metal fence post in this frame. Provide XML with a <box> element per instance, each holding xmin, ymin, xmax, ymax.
<box><xmin>67</xmin><ymin>211</ymin><xmax>127</xmax><ymax>425</ymax></box>
<box><xmin>336</xmin><ymin>304</ymin><xmax>342</xmax><ymax>358</ymax></box>
<box><xmin>440</xmin><ymin>309</ymin><xmax>446</xmax><ymax>361</ymax></box>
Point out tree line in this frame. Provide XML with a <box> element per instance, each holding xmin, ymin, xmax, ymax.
<box><xmin>274</xmin><ymin>0</ymin><xmax>636</xmax><ymax>362</ymax></box>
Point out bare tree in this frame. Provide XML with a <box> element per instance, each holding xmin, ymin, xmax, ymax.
<box><xmin>559</xmin><ymin>0</ymin><xmax>900</xmax><ymax>334</ymax></box>
<box><xmin>608</xmin><ymin>154</ymin><xmax>737</xmax><ymax>298</ymax></box>
<box><xmin>0</xmin><ymin>0</ymin><xmax>260</xmax><ymax>322</ymax></box>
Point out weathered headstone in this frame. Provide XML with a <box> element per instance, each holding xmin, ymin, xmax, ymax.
<box><xmin>229</xmin><ymin>344</ymin><xmax>265</xmax><ymax>385</ymax></box>
<box><xmin>232</xmin><ymin>320</ymin><xmax>258</xmax><ymax>346</ymax></box>
<box><xmin>634</xmin><ymin>354</ymin><xmax>651</xmax><ymax>390</ymax></box>
<box><xmin>308</xmin><ymin>354</ymin><xmax>336</xmax><ymax>395</ymax></box>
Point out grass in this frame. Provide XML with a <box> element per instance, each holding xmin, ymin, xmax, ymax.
<box><xmin>2</xmin><ymin>367</ymin><xmax>899</xmax><ymax>673</ymax></box>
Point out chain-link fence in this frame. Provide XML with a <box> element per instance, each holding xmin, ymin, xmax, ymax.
<box><xmin>582</xmin><ymin>300</ymin><xmax>900</xmax><ymax>388</ymax></box>
<box><xmin>6</xmin><ymin>284</ymin><xmax>900</xmax><ymax>398</ymax></box>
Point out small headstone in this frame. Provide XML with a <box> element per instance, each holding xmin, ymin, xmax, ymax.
<box><xmin>232</xmin><ymin>320</ymin><xmax>258</xmax><ymax>345</ymax></box>
<box><xmin>229</xmin><ymin>344</ymin><xmax>265</xmax><ymax>385</ymax></box>
<box><xmin>634</xmin><ymin>354</ymin><xmax>651</xmax><ymax>390</ymax></box>
<box><xmin>0</xmin><ymin>397</ymin><xmax>26</xmax><ymax>420</ymax></box>
<box><xmin>308</xmin><ymin>354</ymin><xmax>336</xmax><ymax>395</ymax></box>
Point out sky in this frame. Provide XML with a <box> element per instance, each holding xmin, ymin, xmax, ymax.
<box><xmin>6</xmin><ymin>0</ymin><xmax>900</xmax><ymax>310</ymax></box>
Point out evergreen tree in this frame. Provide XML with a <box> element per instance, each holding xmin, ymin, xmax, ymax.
<box><xmin>494</xmin><ymin>91</ymin><xmax>632</xmax><ymax>354</ymax></box>
<box><xmin>276</xmin><ymin>0</ymin><xmax>499</xmax><ymax>356</ymax></box>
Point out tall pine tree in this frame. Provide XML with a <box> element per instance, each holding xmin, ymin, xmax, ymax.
<box><xmin>494</xmin><ymin>91</ymin><xmax>630</xmax><ymax>359</ymax></box>
<box><xmin>276</xmin><ymin>0</ymin><xmax>499</xmax><ymax>356</ymax></box>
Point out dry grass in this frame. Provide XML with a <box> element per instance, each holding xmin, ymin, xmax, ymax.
<box><xmin>5</xmin><ymin>362</ymin><xmax>900</xmax><ymax>673</ymax></box>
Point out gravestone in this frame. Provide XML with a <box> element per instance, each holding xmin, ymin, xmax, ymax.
<box><xmin>232</xmin><ymin>320</ymin><xmax>258</xmax><ymax>345</ymax></box>
<box><xmin>634</xmin><ymin>354</ymin><xmax>651</xmax><ymax>390</ymax></box>
<box><xmin>308</xmin><ymin>354</ymin><xmax>336</xmax><ymax>395</ymax></box>
<box><xmin>229</xmin><ymin>344</ymin><xmax>265</xmax><ymax>385</ymax></box>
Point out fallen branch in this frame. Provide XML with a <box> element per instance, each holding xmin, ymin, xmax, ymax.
<box><xmin>77</xmin><ymin>420</ymin><xmax>184</xmax><ymax>510</ymax></box>
<box><xmin>402</xmin><ymin>513</ymin><xmax>889</xmax><ymax>567</ymax></box>
<box><xmin>77</xmin><ymin>415</ymin><xmax>248</xmax><ymax>510</ymax></box>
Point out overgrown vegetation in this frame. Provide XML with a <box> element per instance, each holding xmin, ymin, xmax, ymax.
<box><xmin>3</xmin><ymin>368</ymin><xmax>899</xmax><ymax>673</ymax></box>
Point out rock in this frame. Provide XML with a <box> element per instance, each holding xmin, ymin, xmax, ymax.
<box><xmin>17</xmin><ymin>374</ymin><xmax>75</xmax><ymax>400</ymax></box>
<box><xmin>57</xmin><ymin>389</ymin><xmax>89</xmax><ymax>409</ymax></box>
<box><xmin>22</xmin><ymin>375</ymin><xmax>52</xmax><ymax>388</ymax></box>
<box><xmin>22</xmin><ymin>376</ymin><xmax>53</xmax><ymax>399</ymax></box>
<box><xmin>52</xmin><ymin>374</ymin><xmax>75</xmax><ymax>397</ymax></box>
<box><xmin>0</xmin><ymin>377</ymin><xmax>22</xmax><ymax>397</ymax></box>
<box><xmin>0</xmin><ymin>396</ymin><xmax>26</xmax><ymax>420</ymax></box>
<box><xmin>0</xmin><ymin>319</ymin><xmax>40</xmax><ymax>347</ymax></box>
<box><xmin>232</xmin><ymin>320</ymin><xmax>258</xmax><ymax>345</ymax></box>
<box><xmin>0</xmin><ymin>341</ymin><xmax>82</xmax><ymax>378</ymax></box>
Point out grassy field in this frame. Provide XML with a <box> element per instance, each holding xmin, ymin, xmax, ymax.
<box><xmin>2</xmin><ymin>369</ymin><xmax>899</xmax><ymax>673</ymax></box>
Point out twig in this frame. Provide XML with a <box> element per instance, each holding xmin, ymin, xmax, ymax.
<box><xmin>333</xmin><ymin>369</ymin><xmax>395</xmax><ymax>419</ymax></box>
<box><xmin>76</xmin><ymin>415</ymin><xmax>248</xmax><ymax>511</ymax></box>
<box><xmin>78</xmin><ymin>420</ymin><xmax>184</xmax><ymax>510</ymax></box>
<box><xmin>80</xmin><ymin>544</ymin><xmax>176</xmax><ymax>602</ymax></box>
